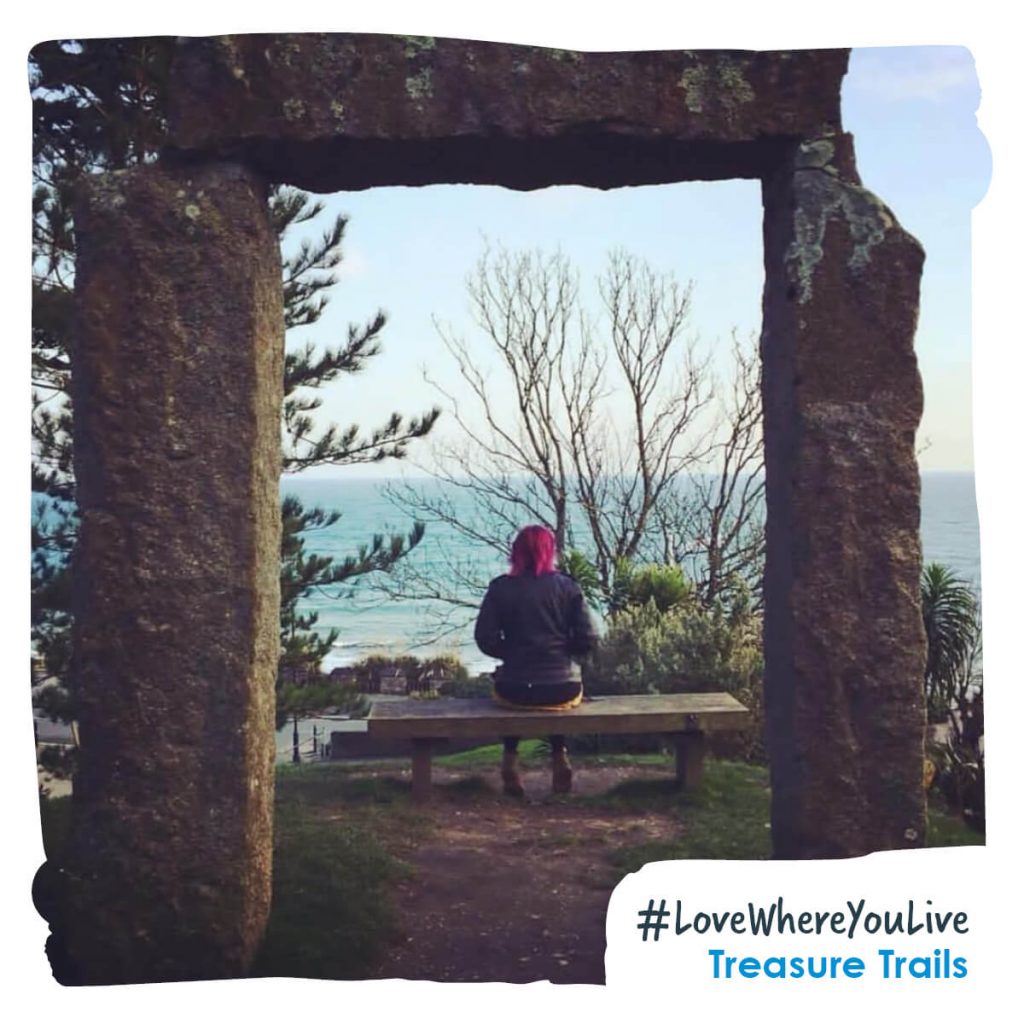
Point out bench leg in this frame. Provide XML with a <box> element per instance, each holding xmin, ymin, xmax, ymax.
<box><xmin>411</xmin><ymin>739</ymin><xmax>433</xmax><ymax>803</ymax></box>
<box><xmin>674</xmin><ymin>731</ymin><xmax>707</xmax><ymax>789</ymax></box>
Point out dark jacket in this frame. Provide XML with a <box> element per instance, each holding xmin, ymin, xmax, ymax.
<box><xmin>474</xmin><ymin>572</ymin><xmax>597</xmax><ymax>686</ymax></box>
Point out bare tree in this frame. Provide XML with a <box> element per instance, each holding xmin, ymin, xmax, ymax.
<box><xmin>570</xmin><ymin>250</ymin><xmax>715</xmax><ymax>590</ymax></box>
<box><xmin>650</xmin><ymin>331</ymin><xmax>765</xmax><ymax>607</ymax></box>
<box><xmin>420</xmin><ymin>246</ymin><xmax>579</xmax><ymax>549</ymax></box>
<box><xmin>375</xmin><ymin>243</ymin><xmax>757</xmax><ymax>640</ymax></box>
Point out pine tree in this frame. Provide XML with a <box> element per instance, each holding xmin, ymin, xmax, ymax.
<box><xmin>31</xmin><ymin>39</ymin><xmax>174</xmax><ymax>773</ymax></box>
<box><xmin>30</xmin><ymin>39</ymin><xmax>439</xmax><ymax>768</ymax></box>
<box><xmin>276</xmin><ymin>497</ymin><xmax>424</xmax><ymax>720</ymax></box>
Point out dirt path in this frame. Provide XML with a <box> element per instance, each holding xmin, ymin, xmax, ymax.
<box><xmin>370</xmin><ymin>762</ymin><xmax>681</xmax><ymax>985</ymax></box>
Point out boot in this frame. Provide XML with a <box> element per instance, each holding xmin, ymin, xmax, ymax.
<box><xmin>552</xmin><ymin>748</ymin><xmax>573</xmax><ymax>795</ymax></box>
<box><xmin>501</xmin><ymin>750</ymin><xmax>525</xmax><ymax>798</ymax></box>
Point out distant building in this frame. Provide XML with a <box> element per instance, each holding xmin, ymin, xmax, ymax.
<box><xmin>328</xmin><ymin>666</ymin><xmax>357</xmax><ymax>685</ymax></box>
<box><xmin>409</xmin><ymin>666</ymin><xmax>447</xmax><ymax>697</ymax></box>
<box><xmin>378</xmin><ymin>668</ymin><xmax>408</xmax><ymax>695</ymax></box>
<box><xmin>280</xmin><ymin>664</ymin><xmax>313</xmax><ymax>687</ymax></box>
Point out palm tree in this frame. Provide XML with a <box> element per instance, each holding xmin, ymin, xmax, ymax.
<box><xmin>921</xmin><ymin>562</ymin><xmax>979</xmax><ymax>723</ymax></box>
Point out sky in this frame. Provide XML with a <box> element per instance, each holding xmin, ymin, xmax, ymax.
<box><xmin>281</xmin><ymin>44</ymin><xmax>990</xmax><ymax>477</ymax></box>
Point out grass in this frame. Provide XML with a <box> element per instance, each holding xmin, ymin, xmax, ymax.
<box><xmin>252</xmin><ymin>800</ymin><xmax>408</xmax><ymax>979</ymax></box>
<box><xmin>254</xmin><ymin>762</ymin><xmax>428</xmax><ymax>978</ymax></box>
<box><xmin>434</xmin><ymin>738</ymin><xmax>548</xmax><ymax>769</ymax></box>
<box><xmin>927</xmin><ymin>801</ymin><xmax>985</xmax><ymax>847</ymax></box>
<box><xmin>435</xmin><ymin>741</ymin><xmax>682</xmax><ymax>772</ymax></box>
<box><xmin>599</xmin><ymin>760</ymin><xmax>774</xmax><ymax>872</ymax></box>
<box><xmin>35</xmin><ymin>768</ymin><xmax>423</xmax><ymax>982</ymax></box>
<box><xmin>35</xmin><ymin>755</ymin><xmax>985</xmax><ymax>979</ymax></box>
<box><xmin>589</xmin><ymin>759</ymin><xmax>983</xmax><ymax>875</ymax></box>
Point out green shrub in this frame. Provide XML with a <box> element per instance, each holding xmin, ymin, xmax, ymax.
<box><xmin>583</xmin><ymin>587</ymin><xmax>765</xmax><ymax>762</ymax></box>
<box><xmin>437</xmin><ymin>674</ymin><xmax>494</xmax><ymax>698</ymax></box>
<box><xmin>277</xmin><ymin>677</ymin><xmax>369</xmax><ymax>726</ymax></box>
<box><xmin>561</xmin><ymin>549</ymin><xmax>603</xmax><ymax>608</ymax></box>
<box><xmin>350</xmin><ymin>653</ymin><xmax>470</xmax><ymax>692</ymax></box>
<box><xmin>920</xmin><ymin>562</ymin><xmax>984</xmax><ymax>833</ymax></box>
<box><xmin>922</xmin><ymin>563</ymin><xmax>980</xmax><ymax>724</ymax></box>
<box><xmin>585</xmin><ymin>594</ymin><xmax>761</xmax><ymax>697</ymax></box>
<box><xmin>610</xmin><ymin>559</ymin><xmax>694</xmax><ymax>614</ymax></box>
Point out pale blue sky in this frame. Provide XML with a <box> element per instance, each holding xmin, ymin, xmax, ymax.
<box><xmin>284</xmin><ymin>45</ymin><xmax>989</xmax><ymax>476</ymax></box>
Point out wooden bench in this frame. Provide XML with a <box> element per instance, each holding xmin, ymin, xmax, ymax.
<box><xmin>366</xmin><ymin>693</ymin><xmax>751</xmax><ymax>802</ymax></box>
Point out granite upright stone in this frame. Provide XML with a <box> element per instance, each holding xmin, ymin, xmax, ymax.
<box><xmin>761</xmin><ymin>133</ymin><xmax>927</xmax><ymax>857</ymax></box>
<box><xmin>65</xmin><ymin>160</ymin><xmax>283</xmax><ymax>982</ymax></box>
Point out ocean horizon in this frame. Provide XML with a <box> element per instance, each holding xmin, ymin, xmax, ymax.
<box><xmin>33</xmin><ymin>470</ymin><xmax>981</xmax><ymax>764</ymax></box>
<box><xmin>281</xmin><ymin>470</ymin><xmax>981</xmax><ymax>677</ymax></box>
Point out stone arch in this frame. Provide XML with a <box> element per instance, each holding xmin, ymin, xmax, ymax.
<box><xmin>63</xmin><ymin>35</ymin><xmax>926</xmax><ymax>982</ymax></box>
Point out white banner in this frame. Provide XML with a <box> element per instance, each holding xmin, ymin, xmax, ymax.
<box><xmin>606</xmin><ymin>848</ymin><xmax>992</xmax><ymax>1016</ymax></box>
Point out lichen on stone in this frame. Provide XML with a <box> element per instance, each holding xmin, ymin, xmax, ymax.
<box><xmin>282</xmin><ymin>98</ymin><xmax>306</xmax><ymax>121</ymax></box>
<box><xmin>719</xmin><ymin>61</ymin><xmax>755</xmax><ymax>106</ymax></box>
<box><xmin>676</xmin><ymin>57</ymin><xmax>754</xmax><ymax>121</ymax></box>
<box><xmin>330</xmin><ymin>100</ymin><xmax>346</xmax><ymax>121</ymax></box>
<box><xmin>804</xmin><ymin>400</ymin><xmax>882</xmax><ymax>454</ymax></box>
<box><xmin>405</xmin><ymin>68</ymin><xmax>434</xmax><ymax>101</ymax></box>
<box><xmin>401</xmin><ymin>35</ymin><xmax>437</xmax><ymax>59</ymax></box>
<box><xmin>548</xmin><ymin>48</ymin><xmax>584</xmax><ymax>64</ymax></box>
<box><xmin>795</xmin><ymin>138</ymin><xmax>836</xmax><ymax>170</ymax></box>
<box><xmin>89</xmin><ymin>176</ymin><xmax>128</xmax><ymax>210</ymax></box>
<box><xmin>847</xmin><ymin>193</ymin><xmax>895</xmax><ymax>270</ymax></box>
<box><xmin>275</xmin><ymin>38</ymin><xmax>302</xmax><ymax>68</ymax></box>
<box><xmin>785</xmin><ymin>170</ymin><xmax>900</xmax><ymax>303</ymax></box>
<box><xmin>677</xmin><ymin>65</ymin><xmax>708</xmax><ymax>112</ymax></box>
<box><xmin>216</xmin><ymin>36</ymin><xmax>243</xmax><ymax>66</ymax></box>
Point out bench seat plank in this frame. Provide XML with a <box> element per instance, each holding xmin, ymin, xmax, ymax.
<box><xmin>367</xmin><ymin>693</ymin><xmax>750</xmax><ymax>740</ymax></box>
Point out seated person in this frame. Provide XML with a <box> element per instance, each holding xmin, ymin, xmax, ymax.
<box><xmin>474</xmin><ymin>525</ymin><xmax>597</xmax><ymax>796</ymax></box>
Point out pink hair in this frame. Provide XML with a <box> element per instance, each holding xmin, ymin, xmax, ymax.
<box><xmin>509</xmin><ymin>525</ymin><xmax>558</xmax><ymax>577</ymax></box>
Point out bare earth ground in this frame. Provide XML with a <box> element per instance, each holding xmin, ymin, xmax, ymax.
<box><xmin>366</xmin><ymin>762</ymin><xmax>681</xmax><ymax>985</ymax></box>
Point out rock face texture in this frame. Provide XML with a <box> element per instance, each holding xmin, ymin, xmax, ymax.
<box><xmin>166</xmin><ymin>36</ymin><xmax>848</xmax><ymax>190</ymax></box>
<box><xmin>761</xmin><ymin>134</ymin><xmax>927</xmax><ymax>857</ymax></box>
<box><xmin>66</xmin><ymin>161</ymin><xmax>283</xmax><ymax>982</ymax></box>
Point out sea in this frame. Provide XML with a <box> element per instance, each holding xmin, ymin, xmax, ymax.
<box><xmin>283</xmin><ymin>471</ymin><xmax>982</xmax><ymax>678</ymax></box>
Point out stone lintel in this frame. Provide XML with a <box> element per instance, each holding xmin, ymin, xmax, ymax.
<box><xmin>166</xmin><ymin>36</ymin><xmax>848</xmax><ymax>190</ymax></box>
<box><xmin>65</xmin><ymin>160</ymin><xmax>283</xmax><ymax>982</ymax></box>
